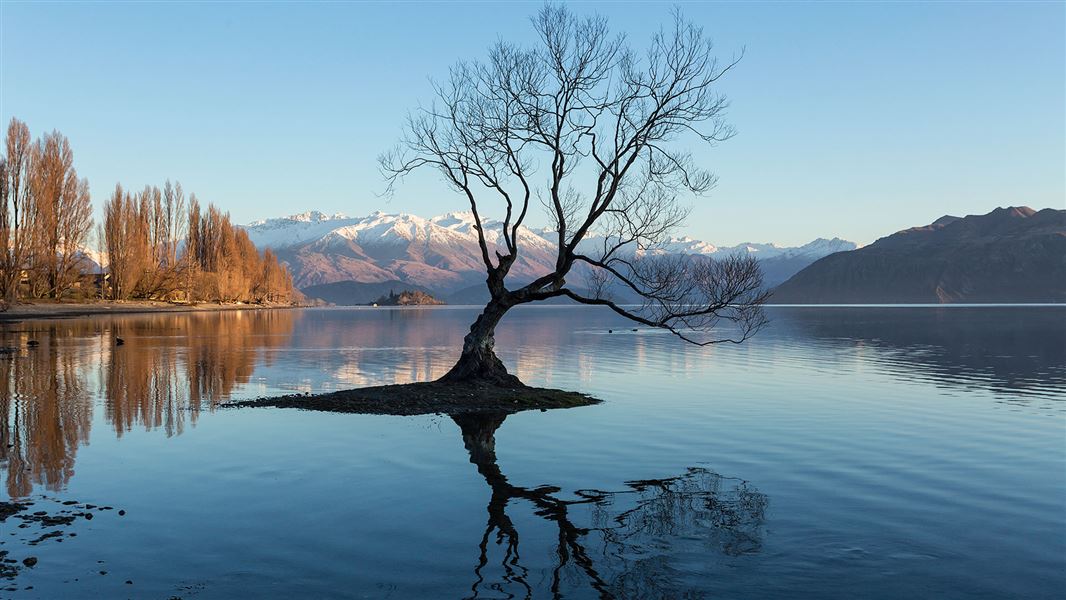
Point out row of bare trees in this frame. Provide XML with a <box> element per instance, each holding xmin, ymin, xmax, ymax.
<box><xmin>103</xmin><ymin>185</ymin><xmax>295</xmax><ymax>303</ymax></box>
<box><xmin>0</xmin><ymin>118</ymin><xmax>93</xmax><ymax>301</ymax></box>
<box><xmin>102</xmin><ymin>181</ymin><xmax>188</xmax><ymax>301</ymax></box>
<box><xmin>1</xmin><ymin>117</ymin><xmax>296</xmax><ymax>306</ymax></box>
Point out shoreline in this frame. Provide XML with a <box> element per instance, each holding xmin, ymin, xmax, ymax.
<box><xmin>5</xmin><ymin>300</ymin><xmax>1058</xmax><ymax>322</ymax></box>
<box><xmin>0</xmin><ymin>300</ymin><xmax>303</xmax><ymax>322</ymax></box>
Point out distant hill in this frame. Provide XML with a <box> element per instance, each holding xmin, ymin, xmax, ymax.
<box><xmin>243</xmin><ymin>210</ymin><xmax>855</xmax><ymax>293</ymax></box>
<box><xmin>771</xmin><ymin>207</ymin><xmax>1066</xmax><ymax>304</ymax></box>
<box><xmin>300</xmin><ymin>280</ymin><xmax>438</xmax><ymax>305</ymax></box>
<box><xmin>444</xmin><ymin>283</ymin><xmax>495</xmax><ymax>306</ymax></box>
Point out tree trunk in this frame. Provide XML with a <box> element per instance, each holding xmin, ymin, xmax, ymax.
<box><xmin>439</xmin><ymin>297</ymin><xmax>523</xmax><ymax>387</ymax></box>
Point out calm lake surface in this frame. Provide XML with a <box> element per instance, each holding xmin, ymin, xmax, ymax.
<box><xmin>1</xmin><ymin>305</ymin><xmax>1063</xmax><ymax>599</ymax></box>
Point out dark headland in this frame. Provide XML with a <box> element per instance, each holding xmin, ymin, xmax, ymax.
<box><xmin>770</xmin><ymin>206</ymin><xmax>1066</xmax><ymax>304</ymax></box>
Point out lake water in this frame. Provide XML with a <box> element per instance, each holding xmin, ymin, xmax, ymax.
<box><xmin>1</xmin><ymin>305</ymin><xmax>1064</xmax><ymax>599</ymax></box>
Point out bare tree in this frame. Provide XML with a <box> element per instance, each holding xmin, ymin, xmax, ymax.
<box><xmin>1</xmin><ymin>118</ymin><xmax>292</xmax><ymax>306</ymax></box>
<box><xmin>26</xmin><ymin>130</ymin><xmax>92</xmax><ymax>298</ymax></box>
<box><xmin>382</xmin><ymin>5</ymin><xmax>768</xmax><ymax>385</ymax></box>
<box><xmin>55</xmin><ymin>173</ymin><xmax>93</xmax><ymax>296</ymax></box>
<box><xmin>161</xmin><ymin>180</ymin><xmax>186</xmax><ymax>269</ymax></box>
<box><xmin>103</xmin><ymin>183</ymin><xmax>144</xmax><ymax>300</ymax></box>
<box><xmin>0</xmin><ymin>118</ymin><xmax>34</xmax><ymax>304</ymax></box>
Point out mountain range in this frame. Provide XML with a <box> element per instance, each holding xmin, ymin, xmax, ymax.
<box><xmin>243</xmin><ymin>211</ymin><xmax>856</xmax><ymax>303</ymax></box>
<box><xmin>771</xmin><ymin>206</ymin><xmax>1066</xmax><ymax>303</ymax></box>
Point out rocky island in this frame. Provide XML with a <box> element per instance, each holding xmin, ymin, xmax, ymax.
<box><xmin>371</xmin><ymin>290</ymin><xmax>444</xmax><ymax>306</ymax></box>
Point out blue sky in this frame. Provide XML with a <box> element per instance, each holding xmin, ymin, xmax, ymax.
<box><xmin>1</xmin><ymin>1</ymin><xmax>1063</xmax><ymax>246</ymax></box>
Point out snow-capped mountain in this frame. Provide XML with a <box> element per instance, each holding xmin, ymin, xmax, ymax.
<box><xmin>242</xmin><ymin>211</ymin><xmax>856</xmax><ymax>293</ymax></box>
<box><xmin>245</xmin><ymin>211</ymin><xmax>559</xmax><ymax>291</ymax></box>
<box><xmin>729</xmin><ymin>237</ymin><xmax>857</xmax><ymax>260</ymax></box>
<box><xmin>249</xmin><ymin>210</ymin><xmax>559</xmax><ymax>255</ymax></box>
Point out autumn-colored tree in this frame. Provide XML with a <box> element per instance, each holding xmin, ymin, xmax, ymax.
<box><xmin>1</xmin><ymin>116</ymin><xmax>294</xmax><ymax>305</ymax></box>
<box><xmin>160</xmin><ymin>181</ymin><xmax>186</xmax><ymax>269</ymax></box>
<box><xmin>103</xmin><ymin>184</ymin><xmax>150</xmax><ymax>300</ymax></box>
<box><xmin>184</xmin><ymin>196</ymin><xmax>203</xmax><ymax>300</ymax></box>
<box><xmin>25</xmin><ymin>130</ymin><xmax>92</xmax><ymax>299</ymax></box>
<box><xmin>0</xmin><ymin>118</ymin><xmax>34</xmax><ymax>303</ymax></box>
<box><xmin>104</xmin><ymin>181</ymin><xmax>295</xmax><ymax>304</ymax></box>
<box><xmin>176</xmin><ymin>200</ymin><xmax>295</xmax><ymax>304</ymax></box>
<box><xmin>254</xmin><ymin>249</ymin><xmax>295</xmax><ymax>303</ymax></box>
<box><xmin>126</xmin><ymin>184</ymin><xmax>186</xmax><ymax>299</ymax></box>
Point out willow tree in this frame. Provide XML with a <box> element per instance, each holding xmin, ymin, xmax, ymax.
<box><xmin>382</xmin><ymin>5</ymin><xmax>768</xmax><ymax>386</ymax></box>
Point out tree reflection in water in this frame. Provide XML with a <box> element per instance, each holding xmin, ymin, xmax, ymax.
<box><xmin>100</xmin><ymin>311</ymin><xmax>295</xmax><ymax>437</ymax></box>
<box><xmin>0</xmin><ymin>334</ymin><xmax>91</xmax><ymax>498</ymax></box>
<box><xmin>0</xmin><ymin>311</ymin><xmax>296</xmax><ymax>497</ymax></box>
<box><xmin>453</xmin><ymin>413</ymin><xmax>767</xmax><ymax>599</ymax></box>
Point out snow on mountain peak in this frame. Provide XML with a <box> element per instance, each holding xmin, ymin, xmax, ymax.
<box><xmin>240</xmin><ymin>208</ymin><xmax>858</xmax><ymax>291</ymax></box>
<box><xmin>244</xmin><ymin>210</ymin><xmax>855</xmax><ymax>258</ymax></box>
<box><xmin>430</xmin><ymin>211</ymin><xmax>476</xmax><ymax>226</ymax></box>
<box><xmin>658</xmin><ymin>236</ymin><xmax>719</xmax><ymax>255</ymax></box>
<box><xmin>248</xmin><ymin>211</ymin><xmax>348</xmax><ymax>227</ymax></box>
<box><xmin>243</xmin><ymin>209</ymin><xmax>854</xmax><ymax>272</ymax></box>
<box><xmin>290</xmin><ymin>210</ymin><xmax>348</xmax><ymax>222</ymax></box>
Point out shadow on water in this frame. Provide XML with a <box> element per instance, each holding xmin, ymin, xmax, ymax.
<box><xmin>453</xmin><ymin>412</ymin><xmax>767</xmax><ymax>600</ymax></box>
<box><xmin>0</xmin><ymin>311</ymin><xmax>296</xmax><ymax>497</ymax></box>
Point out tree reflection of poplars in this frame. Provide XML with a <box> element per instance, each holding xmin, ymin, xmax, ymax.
<box><xmin>0</xmin><ymin>311</ymin><xmax>296</xmax><ymax>497</ymax></box>
<box><xmin>454</xmin><ymin>413</ymin><xmax>768</xmax><ymax>600</ymax></box>
<box><xmin>0</xmin><ymin>329</ymin><xmax>91</xmax><ymax>497</ymax></box>
<box><xmin>101</xmin><ymin>311</ymin><xmax>294</xmax><ymax>436</ymax></box>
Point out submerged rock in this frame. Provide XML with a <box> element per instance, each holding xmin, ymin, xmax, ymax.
<box><xmin>0</xmin><ymin>497</ymin><xmax>124</xmax><ymax>583</ymax></box>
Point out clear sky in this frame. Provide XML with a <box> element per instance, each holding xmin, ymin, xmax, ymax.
<box><xmin>1</xmin><ymin>1</ymin><xmax>1063</xmax><ymax>246</ymax></box>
